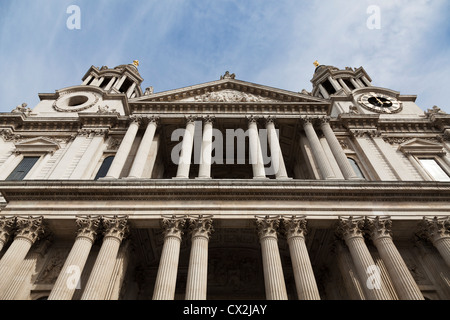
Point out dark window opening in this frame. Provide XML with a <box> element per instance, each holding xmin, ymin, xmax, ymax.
<box><xmin>321</xmin><ymin>79</ymin><xmax>336</xmax><ymax>95</ymax></box>
<box><xmin>95</xmin><ymin>156</ymin><xmax>114</xmax><ymax>180</ymax></box>
<box><xmin>348</xmin><ymin>158</ymin><xmax>365</xmax><ymax>179</ymax></box>
<box><xmin>120</xmin><ymin>78</ymin><xmax>134</xmax><ymax>94</ymax></box>
<box><xmin>100</xmin><ymin>77</ymin><xmax>113</xmax><ymax>89</ymax></box>
<box><xmin>6</xmin><ymin>157</ymin><xmax>40</xmax><ymax>181</ymax></box>
<box><xmin>343</xmin><ymin>79</ymin><xmax>355</xmax><ymax>90</ymax></box>
<box><xmin>67</xmin><ymin>95</ymin><xmax>89</xmax><ymax>107</ymax></box>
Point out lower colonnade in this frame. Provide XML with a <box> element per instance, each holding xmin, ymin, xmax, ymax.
<box><xmin>0</xmin><ymin>214</ymin><xmax>449</xmax><ymax>300</ymax></box>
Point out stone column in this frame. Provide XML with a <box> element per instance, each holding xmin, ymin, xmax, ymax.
<box><xmin>335</xmin><ymin>241</ymin><xmax>366</xmax><ymax>300</ymax></box>
<box><xmin>0</xmin><ymin>216</ymin><xmax>45</xmax><ymax>294</ymax></box>
<box><xmin>0</xmin><ymin>216</ymin><xmax>15</xmax><ymax>253</ymax></box>
<box><xmin>81</xmin><ymin>216</ymin><xmax>128</xmax><ymax>300</ymax></box>
<box><xmin>128</xmin><ymin>116</ymin><xmax>160</xmax><ymax>178</ymax></box>
<box><xmin>366</xmin><ymin>217</ymin><xmax>424</xmax><ymax>300</ymax></box>
<box><xmin>70</xmin><ymin>129</ymin><xmax>109</xmax><ymax>179</ymax></box>
<box><xmin>104</xmin><ymin>116</ymin><xmax>141</xmax><ymax>179</ymax></box>
<box><xmin>185</xmin><ymin>216</ymin><xmax>213</xmax><ymax>300</ymax></box>
<box><xmin>176</xmin><ymin>116</ymin><xmax>196</xmax><ymax>179</ymax></box>
<box><xmin>256</xmin><ymin>216</ymin><xmax>288</xmax><ymax>300</ymax></box>
<box><xmin>318</xmin><ymin>84</ymin><xmax>330</xmax><ymax>99</ymax></box>
<box><xmin>247</xmin><ymin>116</ymin><xmax>266</xmax><ymax>179</ymax></box>
<box><xmin>265</xmin><ymin>117</ymin><xmax>289</xmax><ymax>179</ymax></box>
<box><xmin>153</xmin><ymin>216</ymin><xmax>186</xmax><ymax>300</ymax></box>
<box><xmin>48</xmin><ymin>216</ymin><xmax>101</xmax><ymax>300</ymax></box>
<box><xmin>198</xmin><ymin>116</ymin><xmax>215</xmax><ymax>179</ymax></box>
<box><xmin>328</xmin><ymin>76</ymin><xmax>341</xmax><ymax>92</ymax></box>
<box><xmin>302</xmin><ymin>117</ymin><xmax>336</xmax><ymax>179</ymax></box>
<box><xmin>283</xmin><ymin>216</ymin><xmax>320</xmax><ymax>300</ymax></box>
<box><xmin>336</xmin><ymin>217</ymin><xmax>391</xmax><ymax>300</ymax></box>
<box><xmin>320</xmin><ymin>118</ymin><xmax>359</xmax><ymax>180</ymax></box>
<box><xmin>419</xmin><ymin>216</ymin><xmax>450</xmax><ymax>267</ymax></box>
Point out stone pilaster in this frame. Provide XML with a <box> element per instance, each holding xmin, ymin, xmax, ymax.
<box><xmin>176</xmin><ymin>116</ymin><xmax>197</xmax><ymax>179</ymax></box>
<box><xmin>302</xmin><ymin>117</ymin><xmax>336</xmax><ymax>180</ymax></box>
<box><xmin>128</xmin><ymin>116</ymin><xmax>160</xmax><ymax>178</ymax></box>
<box><xmin>0</xmin><ymin>216</ymin><xmax>45</xmax><ymax>295</ymax></box>
<box><xmin>418</xmin><ymin>216</ymin><xmax>450</xmax><ymax>267</ymax></box>
<box><xmin>283</xmin><ymin>216</ymin><xmax>320</xmax><ymax>300</ymax></box>
<box><xmin>265</xmin><ymin>116</ymin><xmax>289</xmax><ymax>179</ymax></box>
<box><xmin>81</xmin><ymin>216</ymin><xmax>128</xmax><ymax>300</ymax></box>
<box><xmin>256</xmin><ymin>216</ymin><xmax>287</xmax><ymax>300</ymax></box>
<box><xmin>366</xmin><ymin>217</ymin><xmax>423</xmax><ymax>300</ymax></box>
<box><xmin>0</xmin><ymin>216</ymin><xmax>15</xmax><ymax>252</ymax></box>
<box><xmin>105</xmin><ymin>116</ymin><xmax>141</xmax><ymax>179</ymax></box>
<box><xmin>48</xmin><ymin>216</ymin><xmax>101</xmax><ymax>300</ymax></box>
<box><xmin>336</xmin><ymin>216</ymin><xmax>390</xmax><ymax>300</ymax></box>
<box><xmin>153</xmin><ymin>216</ymin><xmax>186</xmax><ymax>300</ymax></box>
<box><xmin>185</xmin><ymin>216</ymin><xmax>213</xmax><ymax>300</ymax></box>
<box><xmin>198</xmin><ymin>116</ymin><xmax>215</xmax><ymax>179</ymax></box>
<box><xmin>247</xmin><ymin>116</ymin><xmax>266</xmax><ymax>179</ymax></box>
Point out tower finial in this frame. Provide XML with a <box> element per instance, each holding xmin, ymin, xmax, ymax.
<box><xmin>313</xmin><ymin>60</ymin><xmax>320</xmax><ymax>67</ymax></box>
<box><xmin>133</xmin><ymin>60</ymin><xmax>139</xmax><ymax>67</ymax></box>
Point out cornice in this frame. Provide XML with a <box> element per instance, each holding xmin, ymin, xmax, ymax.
<box><xmin>0</xmin><ymin>180</ymin><xmax>449</xmax><ymax>202</ymax></box>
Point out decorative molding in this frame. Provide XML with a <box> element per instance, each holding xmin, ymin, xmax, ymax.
<box><xmin>366</xmin><ymin>216</ymin><xmax>393</xmax><ymax>241</ymax></box>
<box><xmin>102</xmin><ymin>215</ymin><xmax>129</xmax><ymax>241</ymax></box>
<box><xmin>336</xmin><ymin>216</ymin><xmax>365</xmax><ymax>240</ymax></box>
<box><xmin>283</xmin><ymin>216</ymin><xmax>307</xmax><ymax>240</ymax></box>
<box><xmin>14</xmin><ymin>216</ymin><xmax>45</xmax><ymax>244</ymax></box>
<box><xmin>188</xmin><ymin>215</ymin><xmax>214</xmax><ymax>239</ymax></box>
<box><xmin>161</xmin><ymin>215</ymin><xmax>186</xmax><ymax>239</ymax></box>
<box><xmin>417</xmin><ymin>216</ymin><xmax>450</xmax><ymax>243</ymax></box>
<box><xmin>255</xmin><ymin>215</ymin><xmax>280</xmax><ymax>240</ymax></box>
<box><xmin>189</xmin><ymin>89</ymin><xmax>278</xmax><ymax>103</ymax></box>
<box><xmin>75</xmin><ymin>215</ymin><xmax>101</xmax><ymax>242</ymax></box>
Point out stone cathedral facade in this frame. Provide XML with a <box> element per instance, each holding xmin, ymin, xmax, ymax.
<box><xmin>0</xmin><ymin>62</ymin><xmax>449</xmax><ymax>300</ymax></box>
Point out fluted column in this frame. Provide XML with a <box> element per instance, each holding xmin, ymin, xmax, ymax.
<box><xmin>336</xmin><ymin>217</ymin><xmax>390</xmax><ymax>300</ymax></box>
<box><xmin>335</xmin><ymin>241</ymin><xmax>366</xmax><ymax>300</ymax></box>
<box><xmin>0</xmin><ymin>216</ymin><xmax>45</xmax><ymax>294</ymax></box>
<box><xmin>0</xmin><ymin>216</ymin><xmax>15</xmax><ymax>253</ymax></box>
<box><xmin>302</xmin><ymin>117</ymin><xmax>336</xmax><ymax>179</ymax></box>
<box><xmin>153</xmin><ymin>216</ymin><xmax>186</xmax><ymax>300</ymax></box>
<box><xmin>256</xmin><ymin>216</ymin><xmax>287</xmax><ymax>300</ymax></box>
<box><xmin>176</xmin><ymin>116</ymin><xmax>196</xmax><ymax>179</ymax></box>
<box><xmin>283</xmin><ymin>216</ymin><xmax>320</xmax><ymax>300</ymax></box>
<box><xmin>419</xmin><ymin>216</ymin><xmax>450</xmax><ymax>267</ymax></box>
<box><xmin>265</xmin><ymin>116</ymin><xmax>289</xmax><ymax>179</ymax></box>
<box><xmin>48</xmin><ymin>216</ymin><xmax>101</xmax><ymax>300</ymax></box>
<box><xmin>81</xmin><ymin>216</ymin><xmax>128</xmax><ymax>300</ymax></box>
<box><xmin>247</xmin><ymin>116</ymin><xmax>266</xmax><ymax>179</ymax></box>
<box><xmin>367</xmin><ymin>217</ymin><xmax>424</xmax><ymax>300</ymax></box>
<box><xmin>104</xmin><ymin>116</ymin><xmax>141</xmax><ymax>179</ymax></box>
<box><xmin>198</xmin><ymin>116</ymin><xmax>215</xmax><ymax>179</ymax></box>
<box><xmin>185</xmin><ymin>216</ymin><xmax>213</xmax><ymax>300</ymax></box>
<box><xmin>320</xmin><ymin>118</ymin><xmax>359</xmax><ymax>180</ymax></box>
<box><xmin>128</xmin><ymin>116</ymin><xmax>160</xmax><ymax>178</ymax></box>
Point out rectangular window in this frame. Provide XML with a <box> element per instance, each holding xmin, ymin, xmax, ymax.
<box><xmin>6</xmin><ymin>157</ymin><xmax>40</xmax><ymax>181</ymax></box>
<box><xmin>419</xmin><ymin>159</ymin><xmax>450</xmax><ymax>181</ymax></box>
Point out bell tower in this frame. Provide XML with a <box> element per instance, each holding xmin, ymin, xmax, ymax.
<box><xmin>310</xmin><ymin>61</ymin><xmax>373</xmax><ymax>99</ymax></box>
<box><xmin>81</xmin><ymin>60</ymin><xmax>144</xmax><ymax>98</ymax></box>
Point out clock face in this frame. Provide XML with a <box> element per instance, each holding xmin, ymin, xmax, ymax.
<box><xmin>359</xmin><ymin>93</ymin><xmax>402</xmax><ymax>113</ymax></box>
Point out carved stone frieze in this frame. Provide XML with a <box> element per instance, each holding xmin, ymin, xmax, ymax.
<box><xmin>36</xmin><ymin>248</ymin><xmax>69</xmax><ymax>284</ymax></box>
<box><xmin>190</xmin><ymin>89</ymin><xmax>277</xmax><ymax>103</ymax></box>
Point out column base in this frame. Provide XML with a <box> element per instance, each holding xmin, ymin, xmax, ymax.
<box><xmin>196</xmin><ymin>177</ymin><xmax>212</xmax><ymax>180</ymax></box>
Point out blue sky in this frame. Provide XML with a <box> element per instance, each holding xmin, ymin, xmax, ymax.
<box><xmin>0</xmin><ymin>0</ymin><xmax>449</xmax><ymax>113</ymax></box>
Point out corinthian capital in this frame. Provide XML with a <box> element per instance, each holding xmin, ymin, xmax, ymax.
<box><xmin>0</xmin><ymin>216</ymin><xmax>16</xmax><ymax>244</ymax></box>
<box><xmin>418</xmin><ymin>216</ymin><xmax>450</xmax><ymax>243</ymax></box>
<box><xmin>161</xmin><ymin>215</ymin><xmax>186</xmax><ymax>239</ymax></box>
<box><xmin>283</xmin><ymin>216</ymin><xmax>307</xmax><ymax>240</ymax></box>
<box><xmin>76</xmin><ymin>216</ymin><xmax>101</xmax><ymax>242</ymax></box>
<box><xmin>15</xmin><ymin>216</ymin><xmax>45</xmax><ymax>244</ymax></box>
<box><xmin>255</xmin><ymin>215</ymin><xmax>280</xmax><ymax>240</ymax></box>
<box><xmin>336</xmin><ymin>216</ymin><xmax>365</xmax><ymax>241</ymax></box>
<box><xmin>188</xmin><ymin>215</ymin><xmax>213</xmax><ymax>240</ymax></box>
<box><xmin>102</xmin><ymin>215</ymin><xmax>129</xmax><ymax>242</ymax></box>
<box><xmin>366</xmin><ymin>216</ymin><xmax>392</xmax><ymax>242</ymax></box>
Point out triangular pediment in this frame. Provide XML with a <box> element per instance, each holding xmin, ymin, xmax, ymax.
<box><xmin>15</xmin><ymin>137</ymin><xmax>60</xmax><ymax>154</ymax></box>
<box><xmin>131</xmin><ymin>78</ymin><xmax>326</xmax><ymax>104</ymax></box>
<box><xmin>398</xmin><ymin>138</ymin><xmax>445</xmax><ymax>154</ymax></box>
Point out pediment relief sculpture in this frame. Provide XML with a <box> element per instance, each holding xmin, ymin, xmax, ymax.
<box><xmin>182</xmin><ymin>89</ymin><xmax>278</xmax><ymax>103</ymax></box>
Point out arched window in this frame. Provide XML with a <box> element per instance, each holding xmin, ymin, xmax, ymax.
<box><xmin>94</xmin><ymin>156</ymin><xmax>114</xmax><ymax>180</ymax></box>
<box><xmin>348</xmin><ymin>158</ymin><xmax>365</xmax><ymax>179</ymax></box>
